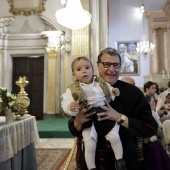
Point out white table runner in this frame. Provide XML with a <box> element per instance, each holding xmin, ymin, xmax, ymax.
<box><xmin>0</xmin><ymin>116</ymin><xmax>39</xmax><ymax>163</ymax></box>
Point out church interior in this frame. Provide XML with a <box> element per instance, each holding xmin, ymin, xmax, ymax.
<box><xmin>1</xmin><ymin>0</ymin><xmax>170</xmax><ymax>169</ymax></box>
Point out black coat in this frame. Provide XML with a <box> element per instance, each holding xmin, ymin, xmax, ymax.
<box><xmin>68</xmin><ymin>80</ymin><xmax>158</xmax><ymax>170</ymax></box>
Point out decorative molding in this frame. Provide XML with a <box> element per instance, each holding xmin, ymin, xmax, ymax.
<box><xmin>154</xmin><ymin>17</ymin><xmax>167</xmax><ymax>22</ymax></box>
<box><xmin>163</xmin><ymin>0</ymin><xmax>170</xmax><ymax>21</ymax></box>
<box><xmin>0</xmin><ymin>16</ymin><xmax>15</xmax><ymax>28</ymax></box>
<box><xmin>8</xmin><ymin>0</ymin><xmax>46</xmax><ymax>16</ymax></box>
<box><xmin>39</xmin><ymin>15</ymin><xmax>61</xmax><ymax>31</ymax></box>
<box><xmin>146</xmin><ymin>3</ymin><xmax>170</xmax><ymax>75</ymax></box>
<box><xmin>11</xmin><ymin>20</ymin><xmax>40</xmax><ymax>33</ymax></box>
<box><xmin>0</xmin><ymin>16</ymin><xmax>15</xmax><ymax>34</ymax></box>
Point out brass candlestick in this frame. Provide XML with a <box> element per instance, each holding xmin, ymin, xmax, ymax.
<box><xmin>15</xmin><ymin>76</ymin><xmax>30</xmax><ymax>116</ymax></box>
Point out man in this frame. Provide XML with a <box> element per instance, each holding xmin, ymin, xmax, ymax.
<box><xmin>121</xmin><ymin>77</ymin><xmax>135</xmax><ymax>86</ymax></box>
<box><xmin>143</xmin><ymin>81</ymin><xmax>157</xmax><ymax>111</ymax></box>
<box><xmin>144</xmin><ymin>81</ymin><xmax>156</xmax><ymax>97</ymax></box>
<box><xmin>143</xmin><ymin>81</ymin><xmax>165</xmax><ymax>119</ymax></box>
<box><xmin>68</xmin><ymin>47</ymin><xmax>158</xmax><ymax>170</ymax></box>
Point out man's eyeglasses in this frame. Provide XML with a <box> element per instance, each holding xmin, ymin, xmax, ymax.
<box><xmin>98</xmin><ymin>62</ymin><xmax>121</xmax><ymax>69</ymax></box>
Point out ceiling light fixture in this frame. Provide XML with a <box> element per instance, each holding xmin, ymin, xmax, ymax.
<box><xmin>136</xmin><ymin>4</ymin><xmax>155</xmax><ymax>56</ymax></box>
<box><xmin>56</xmin><ymin>0</ymin><xmax>91</xmax><ymax>30</ymax></box>
<box><xmin>140</xmin><ymin>4</ymin><xmax>145</xmax><ymax>13</ymax></box>
<box><xmin>61</xmin><ymin>0</ymin><xmax>66</xmax><ymax>5</ymax></box>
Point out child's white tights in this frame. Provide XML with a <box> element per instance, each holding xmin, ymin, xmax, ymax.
<box><xmin>82</xmin><ymin>127</ymin><xmax>97</xmax><ymax>169</ymax></box>
<box><xmin>82</xmin><ymin>123</ymin><xmax>123</xmax><ymax>169</ymax></box>
<box><xmin>84</xmin><ymin>138</ymin><xmax>96</xmax><ymax>169</ymax></box>
<box><xmin>105</xmin><ymin>123</ymin><xmax>123</xmax><ymax>160</ymax></box>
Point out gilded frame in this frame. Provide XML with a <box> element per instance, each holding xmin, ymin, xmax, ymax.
<box><xmin>115</xmin><ymin>41</ymin><xmax>140</xmax><ymax>76</ymax></box>
<box><xmin>8</xmin><ymin>0</ymin><xmax>46</xmax><ymax>16</ymax></box>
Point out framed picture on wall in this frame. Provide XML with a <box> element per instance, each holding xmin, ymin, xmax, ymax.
<box><xmin>115</xmin><ymin>41</ymin><xmax>140</xmax><ymax>76</ymax></box>
<box><xmin>8</xmin><ymin>0</ymin><xmax>46</xmax><ymax>16</ymax></box>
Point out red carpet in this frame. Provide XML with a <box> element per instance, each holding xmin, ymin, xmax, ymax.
<box><xmin>36</xmin><ymin>148</ymin><xmax>71</xmax><ymax>170</ymax></box>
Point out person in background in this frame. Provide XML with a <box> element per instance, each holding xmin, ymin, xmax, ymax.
<box><xmin>156</xmin><ymin>92</ymin><xmax>170</xmax><ymax>123</ymax></box>
<box><xmin>154</xmin><ymin>82</ymin><xmax>160</xmax><ymax>106</ymax></box>
<box><xmin>144</xmin><ymin>81</ymin><xmax>157</xmax><ymax>111</ymax></box>
<box><xmin>121</xmin><ymin>77</ymin><xmax>135</xmax><ymax>86</ymax></box>
<box><xmin>156</xmin><ymin>86</ymin><xmax>170</xmax><ymax>157</ymax></box>
<box><xmin>166</xmin><ymin>81</ymin><xmax>170</xmax><ymax>92</ymax></box>
<box><xmin>61</xmin><ymin>56</ymin><xmax>126</xmax><ymax>170</ymax></box>
<box><xmin>120</xmin><ymin>76</ymin><xmax>145</xmax><ymax>161</ymax></box>
<box><xmin>166</xmin><ymin>81</ymin><xmax>170</xmax><ymax>91</ymax></box>
<box><xmin>68</xmin><ymin>47</ymin><xmax>158</xmax><ymax>170</ymax></box>
<box><xmin>156</xmin><ymin>81</ymin><xmax>170</xmax><ymax>117</ymax></box>
<box><xmin>144</xmin><ymin>81</ymin><xmax>165</xmax><ymax>122</ymax></box>
<box><xmin>123</xmin><ymin>79</ymin><xmax>170</xmax><ymax>169</ymax></box>
<box><xmin>144</xmin><ymin>95</ymin><xmax>170</xmax><ymax>170</ymax></box>
<box><xmin>155</xmin><ymin>82</ymin><xmax>160</xmax><ymax>95</ymax></box>
<box><xmin>145</xmin><ymin>95</ymin><xmax>162</xmax><ymax>128</ymax></box>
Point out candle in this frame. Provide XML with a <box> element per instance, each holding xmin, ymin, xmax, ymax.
<box><xmin>168</xmin><ymin>70</ymin><xmax>170</xmax><ymax>79</ymax></box>
<box><xmin>162</xmin><ymin>70</ymin><xmax>165</xmax><ymax>80</ymax></box>
<box><xmin>150</xmin><ymin>75</ymin><xmax>152</xmax><ymax>81</ymax></box>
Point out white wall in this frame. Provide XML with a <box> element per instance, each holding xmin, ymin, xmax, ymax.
<box><xmin>108</xmin><ymin>0</ymin><xmax>167</xmax><ymax>87</ymax></box>
<box><xmin>0</xmin><ymin>0</ymin><xmax>168</xmax><ymax>88</ymax></box>
<box><xmin>0</xmin><ymin>0</ymin><xmax>63</xmax><ymax>33</ymax></box>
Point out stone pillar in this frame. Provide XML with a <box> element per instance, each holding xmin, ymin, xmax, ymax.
<box><xmin>150</xmin><ymin>28</ymin><xmax>159</xmax><ymax>74</ymax></box>
<box><xmin>163</xmin><ymin>28</ymin><xmax>168</xmax><ymax>72</ymax></box>
<box><xmin>89</xmin><ymin>0</ymin><xmax>109</xmax><ymax>74</ymax></box>
<box><xmin>0</xmin><ymin>16</ymin><xmax>15</xmax><ymax>87</ymax></box>
<box><xmin>41</xmin><ymin>31</ymin><xmax>63</xmax><ymax>114</ymax></box>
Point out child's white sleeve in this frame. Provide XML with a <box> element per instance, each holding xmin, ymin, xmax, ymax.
<box><xmin>61</xmin><ymin>88</ymin><xmax>78</xmax><ymax>116</ymax></box>
<box><xmin>106</xmin><ymin>82</ymin><xmax>115</xmax><ymax>101</ymax></box>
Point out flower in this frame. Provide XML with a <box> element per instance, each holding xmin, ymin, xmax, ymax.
<box><xmin>0</xmin><ymin>87</ymin><xmax>18</xmax><ymax>112</ymax></box>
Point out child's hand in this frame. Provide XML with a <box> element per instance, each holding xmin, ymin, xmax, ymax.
<box><xmin>70</xmin><ymin>101</ymin><xmax>80</xmax><ymax>112</ymax></box>
<box><xmin>162</xmin><ymin>104</ymin><xmax>170</xmax><ymax>111</ymax></box>
<box><xmin>165</xmin><ymin>103</ymin><xmax>170</xmax><ymax>110</ymax></box>
<box><xmin>112</xmin><ymin>88</ymin><xmax>120</xmax><ymax>96</ymax></box>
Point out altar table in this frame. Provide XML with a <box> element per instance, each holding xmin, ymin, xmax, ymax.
<box><xmin>0</xmin><ymin>116</ymin><xmax>39</xmax><ymax>170</ymax></box>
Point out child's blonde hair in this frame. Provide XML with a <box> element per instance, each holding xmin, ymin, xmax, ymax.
<box><xmin>71</xmin><ymin>56</ymin><xmax>93</xmax><ymax>72</ymax></box>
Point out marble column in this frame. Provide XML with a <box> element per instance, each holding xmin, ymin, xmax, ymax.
<box><xmin>0</xmin><ymin>16</ymin><xmax>15</xmax><ymax>87</ymax></box>
<box><xmin>163</xmin><ymin>28</ymin><xmax>168</xmax><ymax>72</ymax></box>
<box><xmin>41</xmin><ymin>31</ymin><xmax>63</xmax><ymax>114</ymax></box>
<box><xmin>151</xmin><ymin>28</ymin><xmax>159</xmax><ymax>74</ymax></box>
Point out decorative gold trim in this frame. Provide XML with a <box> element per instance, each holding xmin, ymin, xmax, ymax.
<box><xmin>163</xmin><ymin>27</ymin><xmax>167</xmax><ymax>32</ymax></box>
<box><xmin>8</xmin><ymin>0</ymin><xmax>46</xmax><ymax>16</ymax></box>
<box><xmin>64</xmin><ymin>138</ymin><xmax>77</xmax><ymax>170</ymax></box>
<box><xmin>15</xmin><ymin>76</ymin><xmax>30</xmax><ymax>116</ymax></box>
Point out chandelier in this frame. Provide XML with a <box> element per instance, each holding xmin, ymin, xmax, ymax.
<box><xmin>136</xmin><ymin>35</ymin><xmax>155</xmax><ymax>55</ymax></box>
<box><xmin>55</xmin><ymin>0</ymin><xmax>91</xmax><ymax>30</ymax></box>
<box><xmin>136</xmin><ymin>5</ymin><xmax>155</xmax><ymax>55</ymax></box>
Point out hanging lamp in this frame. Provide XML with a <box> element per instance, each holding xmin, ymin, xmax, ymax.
<box><xmin>56</xmin><ymin>0</ymin><xmax>91</xmax><ymax>30</ymax></box>
<box><xmin>136</xmin><ymin>4</ymin><xmax>155</xmax><ymax>55</ymax></box>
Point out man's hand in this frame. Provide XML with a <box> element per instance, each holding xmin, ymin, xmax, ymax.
<box><xmin>97</xmin><ymin>100</ymin><xmax>129</xmax><ymax>128</ymax></box>
<box><xmin>74</xmin><ymin>102</ymin><xmax>95</xmax><ymax>131</ymax></box>
<box><xmin>97</xmin><ymin>100</ymin><xmax>120</xmax><ymax>122</ymax></box>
